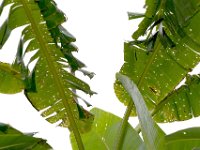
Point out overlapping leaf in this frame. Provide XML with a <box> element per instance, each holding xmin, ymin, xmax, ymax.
<box><xmin>0</xmin><ymin>62</ymin><xmax>24</xmax><ymax>94</ymax></box>
<box><xmin>132</xmin><ymin>0</ymin><xmax>161</xmax><ymax>39</ymax></box>
<box><xmin>70</xmin><ymin>108</ymin><xmax>146</xmax><ymax>150</ymax></box>
<box><xmin>114</xmin><ymin>0</ymin><xmax>200</xmax><ymax>123</ymax></box>
<box><xmin>36</xmin><ymin>0</ymin><xmax>93</xmax><ymax>75</ymax></box>
<box><xmin>0</xmin><ymin>123</ymin><xmax>51</xmax><ymax>149</ymax></box>
<box><xmin>117</xmin><ymin>74</ymin><xmax>165</xmax><ymax>150</ymax></box>
<box><xmin>0</xmin><ymin>0</ymin><xmax>94</xmax><ymax>133</ymax></box>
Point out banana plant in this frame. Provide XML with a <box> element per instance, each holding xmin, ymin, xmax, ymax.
<box><xmin>114</xmin><ymin>0</ymin><xmax>200</xmax><ymax>147</ymax></box>
<box><xmin>0</xmin><ymin>0</ymin><xmax>94</xmax><ymax>149</ymax></box>
<box><xmin>0</xmin><ymin>0</ymin><xmax>200</xmax><ymax>149</ymax></box>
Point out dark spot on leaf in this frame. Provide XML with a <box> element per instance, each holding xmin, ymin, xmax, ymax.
<box><xmin>135</xmin><ymin>51</ymin><xmax>137</xmax><ymax>61</ymax></box>
<box><xmin>149</xmin><ymin>86</ymin><xmax>158</xmax><ymax>94</ymax></box>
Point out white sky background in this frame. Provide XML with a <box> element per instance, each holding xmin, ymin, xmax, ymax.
<box><xmin>0</xmin><ymin>0</ymin><xmax>200</xmax><ymax>149</ymax></box>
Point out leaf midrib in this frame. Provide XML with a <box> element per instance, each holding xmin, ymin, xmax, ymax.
<box><xmin>19</xmin><ymin>1</ymin><xmax>84</xmax><ymax>149</ymax></box>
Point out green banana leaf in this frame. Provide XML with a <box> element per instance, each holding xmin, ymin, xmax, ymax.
<box><xmin>153</xmin><ymin>74</ymin><xmax>200</xmax><ymax>122</ymax></box>
<box><xmin>166</xmin><ymin>127</ymin><xmax>200</xmax><ymax>150</ymax></box>
<box><xmin>70</xmin><ymin>108</ymin><xmax>146</xmax><ymax>150</ymax></box>
<box><xmin>114</xmin><ymin>0</ymin><xmax>200</xmax><ymax>123</ymax></box>
<box><xmin>132</xmin><ymin>0</ymin><xmax>160</xmax><ymax>39</ymax></box>
<box><xmin>0</xmin><ymin>123</ymin><xmax>51</xmax><ymax>150</ymax></box>
<box><xmin>36</xmin><ymin>0</ymin><xmax>93</xmax><ymax>75</ymax></box>
<box><xmin>117</xmin><ymin>74</ymin><xmax>165</xmax><ymax>150</ymax></box>
<box><xmin>0</xmin><ymin>0</ymin><xmax>94</xmax><ymax>133</ymax></box>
